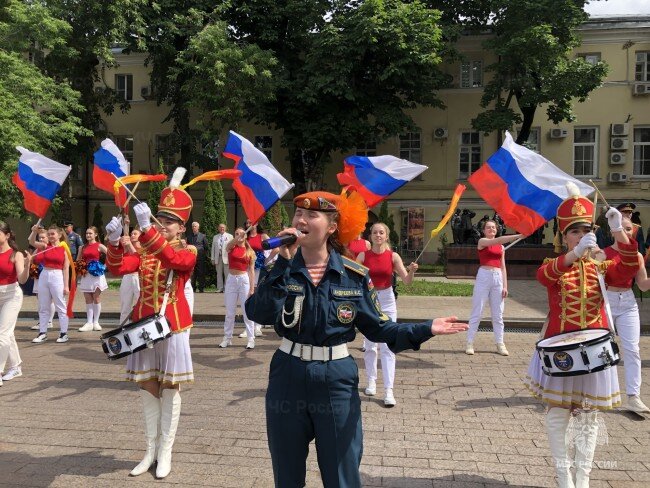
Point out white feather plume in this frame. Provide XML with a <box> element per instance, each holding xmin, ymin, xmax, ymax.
<box><xmin>565</xmin><ymin>181</ymin><xmax>580</xmax><ymax>198</ymax></box>
<box><xmin>169</xmin><ymin>167</ymin><xmax>187</xmax><ymax>189</ymax></box>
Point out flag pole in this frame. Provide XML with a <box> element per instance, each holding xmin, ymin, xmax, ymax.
<box><xmin>112</xmin><ymin>173</ymin><xmax>164</xmax><ymax>227</ymax></box>
<box><xmin>413</xmin><ymin>236</ymin><xmax>435</xmax><ymax>264</ymax></box>
<box><xmin>504</xmin><ymin>237</ymin><xmax>523</xmax><ymax>251</ymax></box>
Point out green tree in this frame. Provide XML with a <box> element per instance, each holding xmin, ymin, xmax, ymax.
<box><xmin>92</xmin><ymin>202</ymin><xmax>104</xmax><ymax>241</ymax></box>
<box><xmin>148</xmin><ymin>162</ymin><xmax>167</xmax><ymax>212</ymax></box>
<box><xmin>469</xmin><ymin>0</ymin><xmax>608</xmax><ymax>143</ymax></box>
<box><xmin>200</xmin><ymin>180</ymin><xmax>226</xmax><ymax>245</ymax></box>
<box><xmin>0</xmin><ymin>0</ymin><xmax>88</xmax><ymax>218</ymax></box>
<box><xmin>377</xmin><ymin>201</ymin><xmax>399</xmax><ymax>248</ymax></box>
<box><xmin>261</xmin><ymin>201</ymin><xmax>289</xmax><ymax>236</ymax></box>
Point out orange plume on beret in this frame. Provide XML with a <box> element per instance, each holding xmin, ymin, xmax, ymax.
<box><xmin>337</xmin><ymin>189</ymin><xmax>368</xmax><ymax>246</ymax></box>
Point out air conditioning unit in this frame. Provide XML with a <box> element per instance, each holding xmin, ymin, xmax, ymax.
<box><xmin>140</xmin><ymin>86</ymin><xmax>152</xmax><ymax>99</ymax></box>
<box><xmin>610</xmin><ymin>137</ymin><xmax>629</xmax><ymax>150</ymax></box>
<box><xmin>633</xmin><ymin>83</ymin><xmax>650</xmax><ymax>95</ymax></box>
<box><xmin>433</xmin><ymin>128</ymin><xmax>448</xmax><ymax>139</ymax></box>
<box><xmin>609</xmin><ymin>153</ymin><xmax>627</xmax><ymax>165</ymax></box>
<box><xmin>611</xmin><ymin>123</ymin><xmax>629</xmax><ymax>136</ymax></box>
<box><xmin>549</xmin><ymin>128</ymin><xmax>568</xmax><ymax>138</ymax></box>
<box><xmin>608</xmin><ymin>172</ymin><xmax>628</xmax><ymax>183</ymax></box>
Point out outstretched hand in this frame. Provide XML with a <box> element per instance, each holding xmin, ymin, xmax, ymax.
<box><xmin>431</xmin><ymin>316</ymin><xmax>468</xmax><ymax>335</ymax></box>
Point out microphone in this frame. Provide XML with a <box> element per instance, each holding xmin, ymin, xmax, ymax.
<box><xmin>261</xmin><ymin>231</ymin><xmax>302</xmax><ymax>250</ymax></box>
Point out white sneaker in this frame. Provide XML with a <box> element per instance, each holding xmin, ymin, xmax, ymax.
<box><xmin>56</xmin><ymin>333</ymin><xmax>69</xmax><ymax>343</ymax></box>
<box><xmin>246</xmin><ymin>339</ymin><xmax>255</xmax><ymax>349</ymax></box>
<box><xmin>496</xmin><ymin>343</ymin><xmax>509</xmax><ymax>356</ymax></box>
<box><xmin>32</xmin><ymin>333</ymin><xmax>47</xmax><ymax>343</ymax></box>
<box><xmin>365</xmin><ymin>379</ymin><xmax>376</xmax><ymax>396</ymax></box>
<box><xmin>627</xmin><ymin>395</ymin><xmax>650</xmax><ymax>414</ymax></box>
<box><xmin>218</xmin><ymin>338</ymin><xmax>232</xmax><ymax>348</ymax></box>
<box><xmin>93</xmin><ymin>323</ymin><xmax>102</xmax><ymax>331</ymax></box>
<box><xmin>465</xmin><ymin>343</ymin><xmax>474</xmax><ymax>355</ymax></box>
<box><xmin>2</xmin><ymin>367</ymin><xmax>22</xmax><ymax>381</ymax></box>
<box><xmin>238</xmin><ymin>331</ymin><xmax>247</xmax><ymax>338</ymax></box>
<box><xmin>255</xmin><ymin>326</ymin><xmax>262</xmax><ymax>337</ymax></box>
<box><xmin>78</xmin><ymin>322</ymin><xmax>94</xmax><ymax>332</ymax></box>
<box><xmin>30</xmin><ymin>324</ymin><xmax>39</xmax><ymax>330</ymax></box>
<box><xmin>384</xmin><ymin>389</ymin><xmax>397</xmax><ymax>407</ymax></box>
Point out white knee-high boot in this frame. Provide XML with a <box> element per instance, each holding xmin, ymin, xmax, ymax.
<box><xmin>156</xmin><ymin>389</ymin><xmax>181</xmax><ymax>479</ymax></box>
<box><xmin>130</xmin><ymin>390</ymin><xmax>161</xmax><ymax>476</ymax></box>
<box><xmin>546</xmin><ymin>408</ymin><xmax>575</xmax><ymax>488</ymax></box>
<box><xmin>574</xmin><ymin>411</ymin><xmax>599</xmax><ymax>488</ymax></box>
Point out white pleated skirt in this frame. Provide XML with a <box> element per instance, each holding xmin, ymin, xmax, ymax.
<box><xmin>523</xmin><ymin>350</ymin><xmax>621</xmax><ymax>410</ymax></box>
<box><xmin>78</xmin><ymin>273</ymin><xmax>108</xmax><ymax>293</ymax></box>
<box><xmin>125</xmin><ymin>329</ymin><xmax>193</xmax><ymax>385</ymax></box>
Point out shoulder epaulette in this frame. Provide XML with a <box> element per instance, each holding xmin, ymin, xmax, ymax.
<box><xmin>542</xmin><ymin>257</ymin><xmax>554</xmax><ymax>265</ymax></box>
<box><xmin>185</xmin><ymin>244</ymin><xmax>198</xmax><ymax>256</ymax></box>
<box><xmin>342</xmin><ymin>256</ymin><xmax>368</xmax><ymax>276</ymax></box>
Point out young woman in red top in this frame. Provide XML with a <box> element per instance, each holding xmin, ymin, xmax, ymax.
<box><xmin>465</xmin><ymin>221</ymin><xmax>522</xmax><ymax>356</ymax></box>
<box><xmin>356</xmin><ymin>222</ymin><xmax>418</xmax><ymax>407</ymax></box>
<box><xmin>77</xmin><ymin>226</ymin><xmax>108</xmax><ymax>331</ymax></box>
<box><xmin>347</xmin><ymin>232</ymin><xmax>370</xmax><ymax>258</ymax></box>
<box><xmin>244</xmin><ymin>219</ymin><xmax>270</xmax><ymax>337</ymax></box>
<box><xmin>0</xmin><ymin>222</ymin><xmax>30</xmax><ymax>385</ymax></box>
<box><xmin>28</xmin><ymin>224</ymin><xmax>70</xmax><ymax>344</ymax></box>
<box><xmin>219</xmin><ymin>227</ymin><xmax>256</xmax><ymax>349</ymax></box>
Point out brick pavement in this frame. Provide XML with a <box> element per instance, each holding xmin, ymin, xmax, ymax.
<box><xmin>1</xmin><ymin>320</ymin><xmax>649</xmax><ymax>487</ymax></box>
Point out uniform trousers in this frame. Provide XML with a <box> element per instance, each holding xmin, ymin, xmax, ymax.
<box><xmin>224</xmin><ymin>274</ymin><xmax>254</xmax><ymax>339</ymax></box>
<box><xmin>0</xmin><ymin>283</ymin><xmax>23</xmax><ymax>371</ymax></box>
<box><xmin>33</xmin><ymin>278</ymin><xmax>55</xmax><ymax>323</ymax></box>
<box><xmin>608</xmin><ymin>289</ymin><xmax>642</xmax><ymax>396</ymax></box>
<box><xmin>38</xmin><ymin>268</ymin><xmax>68</xmax><ymax>334</ymax></box>
<box><xmin>467</xmin><ymin>267</ymin><xmax>504</xmax><ymax>344</ymax></box>
<box><xmin>119</xmin><ymin>272</ymin><xmax>140</xmax><ymax>325</ymax></box>
<box><xmin>215</xmin><ymin>258</ymin><xmax>229</xmax><ymax>291</ymax></box>
<box><xmin>363</xmin><ymin>288</ymin><xmax>397</xmax><ymax>389</ymax></box>
<box><xmin>266</xmin><ymin>351</ymin><xmax>363</xmax><ymax>488</ymax></box>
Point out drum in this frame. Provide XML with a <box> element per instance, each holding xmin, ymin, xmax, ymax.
<box><xmin>536</xmin><ymin>329</ymin><xmax>620</xmax><ymax>377</ymax></box>
<box><xmin>100</xmin><ymin>314</ymin><xmax>171</xmax><ymax>360</ymax></box>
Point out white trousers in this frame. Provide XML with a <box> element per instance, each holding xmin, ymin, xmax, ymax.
<box><xmin>224</xmin><ymin>274</ymin><xmax>254</xmax><ymax>339</ymax></box>
<box><xmin>185</xmin><ymin>280</ymin><xmax>194</xmax><ymax>316</ymax></box>
<box><xmin>119</xmin><ymin>273</ymin><xmax>140</xmax><ymax>325</ymax></box>
<box><xmin>364</xmin><ymin>288</ymin><xmax>397</xmax><ymax>389</ymax></box>
<box><xmin>38</xmin><ymin>269</ymin><xmax>68</xmax><ymax>333</ymax></box>
<box><xmin>215</xmin><ymin>259</ymin><xmax>229</xmax><ymax>291</ymax></box>
<box><xmin>0</xmin><ymin>283</ymin><xmax>23</xmax><ymax>371</ymax></box>
<box><xmin>608</xmin><ymin>289</ymin><xmax>641</xmax><ymax>396</ymax></box>
<box><xmin>467</xmin><ymin>267</ymin><xmax>504</xmax><ymax>344</ymax></box>
<box><xmin>34</xmin><ymin>278</ymin><xmax>56</xmax><ymax>323</ymax></box>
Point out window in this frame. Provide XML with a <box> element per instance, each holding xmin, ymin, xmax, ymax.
<box><xmin>355</xmin><ymin>138</ymin><xmax>377</xmax><ymax>157</ymax></box>
<box><xmin>114</xmin><ymin>136</ymin><xmax>134</xmax><ymax>166</ymax></box>
<box><xmin>633</xmin><ymin>127</ymin><xmax>650</xmax><ymax>176</ymax></box>
<box><xmin>516</xmin><ymin>127</ymin><xmax>541</xmax><ymax>153</ymax></box>
<box><xmin>636</xmin><ymin>52</ymin><xmax>650</xmax><ymax>82</ymax></box>
<box><xmin>459</xmin><ymin>131</ymin><xmax>481</xmax><ymax>179</ymax></box>
<box><xmin>155</xmin><ymin>134</ymin><xmax>177</xmax><ymax>173</ymax></box>
<box><xmin>254</xmin><ymin>135</ymin><xmax>273</xmax><ymax>161</ymax></box>
<box><xmin>115</xmin><ymin>74</ymin><xmax>133</xmax><ymax>100</ymax></box>
<box><xmin>573</xmin><ymin>127</ymin><xmax>598</xmax><ymax>177</ymax></box>
<box><xmin>460</xmin><ymin>61</ymin><xmax>482</xmax><ymax>88</ymax></box>
<box><xmin>399</xmin><ymin>132</ymin><xmax>421</xmax><ymax>162</ymax></box>
<box><xmin>579</xmin><ymin>53</ymin><xmax>601</xmax><ymax>65</ymax></box>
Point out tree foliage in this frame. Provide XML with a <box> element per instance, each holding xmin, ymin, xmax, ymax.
<box><xmin>200</xmin><ymin>180</ymin><xmax>227</xmax><ymax>246</ymax></box>
<box><xmin>147</xmin><ymin>162</ymin><xmax>167</xmax><ymax>212</ymax></box>
<box><xmin>261</xmin><ymin>201</ymin><xmax>290</xmax><ymax>236</ymax></box>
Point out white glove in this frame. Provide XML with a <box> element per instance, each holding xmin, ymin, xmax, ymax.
<box><xmin>105</xmin><ymin>216</ymin><xmax>123</xmax><ymax>245</ymax></box>
<box><xmin>605</xmin><ymin>207</ymin><xmax>623</xmax><ymax>233</ymax></box>
<box><xmin>574</xmin><ymin>232</ymin><xmax>597</xmax><ymax>257</ymax></box>
<box><xmin>134</xmin><ymin>202</ymin><xmax>152</xmax><ymax>230</ymax></box>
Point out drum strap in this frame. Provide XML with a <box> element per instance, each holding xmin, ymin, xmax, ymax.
<box><xmin>538</xmin><ymin>314</ymin><xmax>550</xmax><ymax>340</ymax></box>
<box><xmin>118</xmin><ymin>270</ymin><xmax>175</xmax><ymax>327</ymax></box>
<box><xmin>596</xmin><ymin>271</ymin><xmax>617</xmax><ymax>336</ymax></box>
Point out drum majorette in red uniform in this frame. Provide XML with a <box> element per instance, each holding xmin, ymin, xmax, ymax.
<box><xmin>105</xmin><ymin>168</ymin><xmax>196</xmax><ymax>479</ymax></box>
<box><xmin>524</xmin><ymin>183</ymin><xmax>640</xmax><ymax>488</ymax></box>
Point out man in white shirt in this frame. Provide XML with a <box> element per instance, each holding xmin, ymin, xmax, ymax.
<box><xmin>210</xmin><ymin>223</ymin><xmax>233</xmax><ymax>293</ymax></box>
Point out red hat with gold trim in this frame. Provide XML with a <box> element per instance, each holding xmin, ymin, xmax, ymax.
<box><xmin>294</xmin><ymin>190</ymin><xmax>368</xmax><ymax>245</ymax></box>
<box><xmin>556</xmin><ymin>182</ymin><xmax>594</xmax><ymax>234</ymax></box>
<box><xmin>157</xmin><ymin>167</ymin><xmax>193</xmax><ymax>223</ymax></box>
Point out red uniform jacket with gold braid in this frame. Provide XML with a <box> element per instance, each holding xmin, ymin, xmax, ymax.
<box><xmin>537</xmin><ymin>240</ymin><xmax>639</xmax><ymax>338</ymax></box>
<box><xmin>106</xmin><ymin>227</ymin><xmax>197</xmax><ymax>332</ymax></box>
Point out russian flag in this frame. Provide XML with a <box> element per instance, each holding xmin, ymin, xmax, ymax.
<box><xmin>223</xmin><ymin>131</ymin><xmax>294</xmax><ymax>223</ymax></box>
<box><xmin>12</xmin><ymin>147</ymin><xmax>72</xmax><ymax>219</ymax></box>
<box><xmin>337</xmin><ymin>155</ymin><xmax>428</xmax><ymax>207</ymax></box>
<box><xmin>468</xmin><ymin>131</ymin><xmax>593</xmax><ymax>235</ymax></box>
<box><xmin>93</xmin><ymin>139</ymin><xmax>129</xmax><ymax>206</ymax></box>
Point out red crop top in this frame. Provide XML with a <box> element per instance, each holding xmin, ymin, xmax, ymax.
<box><xmin>228</xmin><ymin>246</ymin><xmax>251</xmax><ymax>271</ymax></box>
<box><xmin>248</xmin><ymin>234</ymin><xmax>263</xmax><ymax>252</ymax></box>
<box><xmin>604</xmin><ymin>246</ymin><xmax>635</xmax><ymax>289</ymax></box>
<box><xmin>0</xmin><ymin>249</ymin><xmax>17</xmax><ymax>284</ymax></box>
<box><xmin>363</xmin><ymin>249</ymin><xmax>393</xmax><ymax>289</ymax></box>
<box><xmin>478</xmin><ymin>244</ymin><xmax>503</xmax><ymax>267</ymax></box>
<box><xmin>39</xmin><ymin>245</ymin><xmax>65</xmax><ymax>269</ymax></box>
<box><xmin>347</xmin><ymin>238</ymin><xmax>368</xmax><ymax>258</ymax></box>
<box><xmin>81</xmin><ymin>242</ymin><xmax>101</xmax><ymax>261</ymax></box>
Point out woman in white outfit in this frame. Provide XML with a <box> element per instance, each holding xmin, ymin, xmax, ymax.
<box><xmin>28</xmin><ymin>224</ymin><xmax>70</xmax><ymax>344</ymax></box>
<box><xmin>77</xmin><ymin>227</ymin><xmax>108</xmax><ymax>331</ymax></box>
<box><xmin>29</xmin><ymin>228</ymin><xmax>55</xmax><ymax>331</ymax></box>
<box><xmin>465</xmin><ymin>221</ymin><xmax>522</xmax><ymax>356</ymax></box>
<box><xmin>118</xmin><ymin>225</ymin><xmax>142</xmax><ymax>325</ymax></box>
<box><xmin>219</xmin><ymin>227</ymin><xmax>256</xmax><ymax>349</ymax></box>
<box><xmin>0</xmin><ymin>222</ymin><xmax>30</xmax><ymax>384</ymax></box>
<box><xmin>356</xmin><ymin>222</ymin><xmax>418</xmax><ymax>407</ymax></box>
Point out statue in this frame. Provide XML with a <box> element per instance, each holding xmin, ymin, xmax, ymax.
<box><xmin>460</xmin><ymin>209</ymin><xmax>478</xmax><ymax>244</ymax></box>
<box><xmin>451</xmin><ymin>209</ymin><xmax>462</xmax><ymax>245</ymax></box>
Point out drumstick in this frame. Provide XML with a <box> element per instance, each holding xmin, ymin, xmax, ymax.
<box><xmin>121</xmin><ymin>181</ymin><xmax>140</xmax><ymax>237</ymax></box>
<box><xmin>588</xmin><ymin>179</ymin><xmax>610</xmax><ymax>208</ymax></box>
<box><xmin>112</xmin><ymin>173</ymin><xmax>164</xmax><ymax>228</ymax></box>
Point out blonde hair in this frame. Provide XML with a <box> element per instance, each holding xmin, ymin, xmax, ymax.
<box><xmin>235</xmin><ymin>227</ymin><xmax>256</xmax><ymax>263</ymax></box>
<box><xmin>370</xmin><ymin>222</ymin><xmax>391</xmax><ymax>253</ymax></box>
